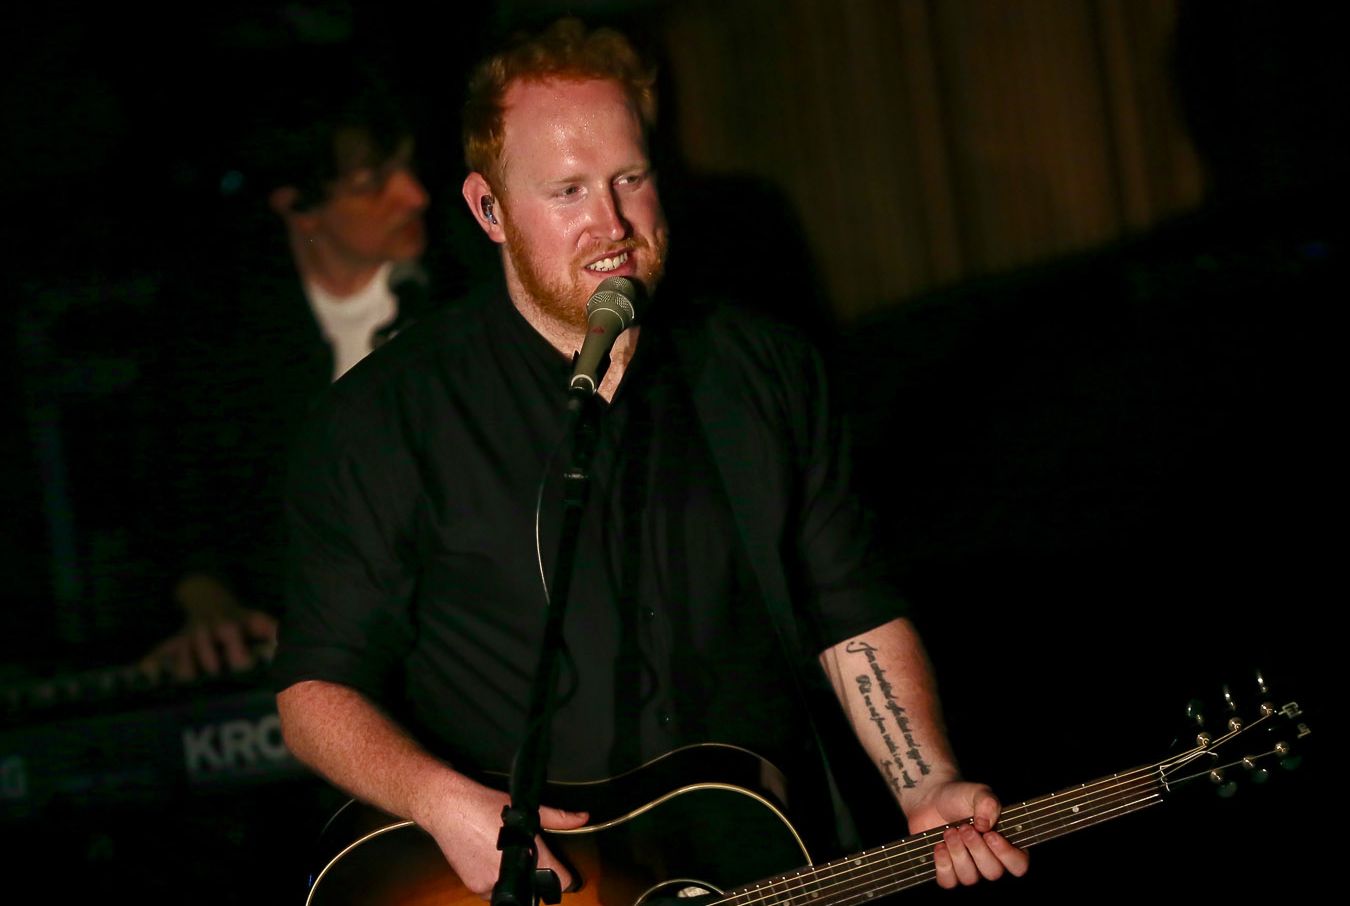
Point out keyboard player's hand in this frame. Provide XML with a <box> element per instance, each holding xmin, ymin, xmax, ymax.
<box><xmin>140</xmin><ymin>574</ymin><xmax>278</xmax><ymax>682</ymax></box>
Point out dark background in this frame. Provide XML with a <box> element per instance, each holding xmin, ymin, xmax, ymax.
<box><xmin>1</xmin><ymin>1</ymin><xmax>1333</xmax><ymax>902</ymax></box>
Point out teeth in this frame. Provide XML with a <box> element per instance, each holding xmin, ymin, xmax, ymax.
<box><xmin>586</xmin><ymin>252</ymin><xmax>629</xmax><ymax>272</ymax></box>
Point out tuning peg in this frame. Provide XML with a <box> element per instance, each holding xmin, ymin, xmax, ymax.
<box><xmin>1209</xmin><ymin>768</ymin><xmax>1238</xmax><ymax>797</ymax></box>
<box><xmin>1186</xmin><ymin>698</ymin><xmax>1206</xmax><ymax>727</ymax></box>
<box><xmin>1270</xmin><ymin>739</ymin><xmax>1304</xmax><ymax>772</ymax></box>
<box><xmin>1242</xmin><ymin>756</ymin><xmax>1271</xmax><ymax>784</ymax></box>
<box><xmin>1222</xmin><ymin>683</ymin><xmax>1238</xmax><ymax>714</ymax></box>
<box><xmin>1254</xmin><ymin>668</ymin><xmax>1269</xmax><ymax>697</ymax></box>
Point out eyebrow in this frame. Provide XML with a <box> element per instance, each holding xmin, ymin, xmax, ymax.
<box><xmin>541</xmin><ymin>164</ymin><xmax>649</xmax><ymax>188</ymax></box>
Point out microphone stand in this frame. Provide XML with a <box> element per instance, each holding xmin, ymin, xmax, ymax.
<box><xmin>492</xmin><ymin>373</ymin><xmax>607</xmax><ymax>906</ymax></box>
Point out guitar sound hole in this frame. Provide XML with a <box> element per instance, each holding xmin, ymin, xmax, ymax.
<box><xmin>638</xmin><ymin>881</ymin><xmax>720</xmax><ymax>906</ymax></box>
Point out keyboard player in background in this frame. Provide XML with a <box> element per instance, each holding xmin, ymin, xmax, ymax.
<box><xmin>141</xmin><ymin>49</ymin><xmax>446</xmax><ymax>682</ymax></box>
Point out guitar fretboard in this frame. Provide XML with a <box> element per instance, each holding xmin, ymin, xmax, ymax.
<box><xmin>718</xmin><ymin>767</ymin><xmax>1167</xmax><ymax>906</ymax></box>
<box><xmin>716</xmin><ymin>702</ymin><xmax>1304</xmax><ymax>906</ymax></box>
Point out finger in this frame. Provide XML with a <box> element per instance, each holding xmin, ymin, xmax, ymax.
<box><xmin>932</xmin><ymin>841</ymin><xmax>957</xmax><ymax>889</ymax></box>
<box><xmin>957</xmin><ymin>824</ymin><xmax>1004</xmax><ymax>881</ymax></box>
<box><xmin>192</xmin><ymin>625</ymin><xmax>223</xmax><ymax>677</ymax></box>
<box><xmin>247</xmin><ymin>612</ymin><xmax>280</xmax><ymax>663</ymax></box>
<box><xmin>986</xmin><ymin>830</ymin><xmax>1030</xmax><ymax>877</ymax></box>
<box><xmin>164</xmin><ymin>638</ymin><xmax>198</xmax><ymax>683</ymax></box>
<box><xmin>538</xmin><ymin>806</ymin><xmax>589</xmax><ymax>830</ymax></box>
<box><xmin>941</xmin><ymin>827</ymin><xmax>980</xmax><ymax>886</ymax></box>
<box><xmin>536</xmin><ymin>837</ymin><xmax>576</xmax><ymax>892</ymax></box>
<box><xmin>246</xmin><ymin>612</ymin><xmax>280</xmax><ymax>643</ymax></box>
<box><xmin>970</xmin><ymin>786</ymin><xmax>1001</xmax><ymax>832</ymax></box>
<box><xmin>215</xmin><ymin>621</ymin><xmax>255</xmax><ymax>673</ymax></box>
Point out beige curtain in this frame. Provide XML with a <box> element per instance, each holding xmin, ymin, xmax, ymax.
<box><xmin>660</xmin><ymin>0</ymin><xmax>1205</xmax><ymax>321</ymax></box>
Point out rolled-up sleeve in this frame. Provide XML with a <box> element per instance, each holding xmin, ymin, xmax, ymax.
<box><xmin>697</xmin><ymin>310</ymin><xmax>908</xmax><ymax>652</ymax></box>
<box><xmin>270</xmin><ymin>383</ymin><xmax>423</xmax><ymax>703</ymax></box>
<box><xmin>788</xmin><ymin>336</ymin><xmax>909</xmax><ymax>649</ymax></box>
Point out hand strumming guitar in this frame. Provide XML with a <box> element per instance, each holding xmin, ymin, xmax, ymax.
<box><xmin>412</xmin><ymin>773</ymin><xmax>588</xmax><ymax>899</ymax></box>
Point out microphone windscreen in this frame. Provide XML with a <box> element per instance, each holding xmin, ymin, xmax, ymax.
<box><xmin>586</xmin><ymin>276</ymin><xmax>640</xmax><ymax>328</ymax></box>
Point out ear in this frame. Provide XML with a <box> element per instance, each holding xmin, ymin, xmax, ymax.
<box><xmin>269</xmin><ymin>185</ymin><xmax>319</xmax><ymax>232</ymax></box>
<box><xmin>462</xmin><ymin>171</ymin><xmax>506</xmax><ymax>244</ymax></box>
<box><xmin>268</xmin><ymin>185</ymin><xmax>300</xmax><ymax>217</ymax></box>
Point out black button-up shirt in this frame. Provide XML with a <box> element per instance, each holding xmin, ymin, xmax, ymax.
<box><xmin>274</xmin><ymin>292</ymin><xmax>903</xmax><ymax>788</ymax></box>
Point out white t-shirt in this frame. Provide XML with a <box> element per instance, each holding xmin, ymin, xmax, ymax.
<box><xmin>304</xmin><ymin>262</ymin><xmax>397</xmax><ymax>381</ymax></box>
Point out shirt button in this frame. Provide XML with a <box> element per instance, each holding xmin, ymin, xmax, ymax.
<box><xmin>641</xmin><ymin>607</ymin><xmax>657</xmax><ymax>621</ymax></box>
<box><xmin>657</xmin><ymin>710</ymin><xmax>672</xmax><ymax>727</ymax></box>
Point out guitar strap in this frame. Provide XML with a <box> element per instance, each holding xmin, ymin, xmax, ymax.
<box><xmin>671</xmin><ymin>313</ymin><xmax>863</xmax><ymax>852</ymax></box>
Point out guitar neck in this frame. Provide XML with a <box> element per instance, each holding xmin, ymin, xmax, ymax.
<box><xmin>718</xmin><ymin>764</ymin><xmax>1165</xmax><ymax>906</ymax></box>
<box><xmin>998</xmin><ymin>763</ymin><xmax>1165</xmax><ymax>850</ymax></box>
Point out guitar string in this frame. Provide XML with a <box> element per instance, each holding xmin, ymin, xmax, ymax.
<box><xmin>783</xmin><ymin>756</ymin><xmax>1274</xmax><ymax>901</ymax></box>
<box><xmin>802</xmin><ymin>797</ymin><xmax>1168</xmax><ymax>906</ymax></box>
<box><xmin>712</xmin><ymin>720</ymin><xmax>1278</xmax><ymax>906</ymax></box>
<box><xmin>722</xmin><ymin>784</ymin><xmax>1163</xmax><ymax>906</ymax></box>
<box><xmin>817</xmin><ymin>797</ymin><xmax>1166</xmax><ymax>906</ymax></box>
<box><xmin>712</xmin><ymin>769</ymin><xmax>1165</xmax><ymax>906</ymax></box>
<box><xmin>711</xmin><ymin>733</ymin><xmax>1270</xmax><ymax>906</ymax></box>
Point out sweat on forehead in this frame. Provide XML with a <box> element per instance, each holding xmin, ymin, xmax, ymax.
<box><xmin>494</xmin><ymin>78</ymin><xmax>647</xmax><ymax>186</ymax></box>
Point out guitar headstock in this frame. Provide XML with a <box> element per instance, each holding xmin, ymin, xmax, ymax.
<box><xmin>1163</xmin><ymin>669</ymin><xmax>1312</xmax><ymax>799</ymax></box>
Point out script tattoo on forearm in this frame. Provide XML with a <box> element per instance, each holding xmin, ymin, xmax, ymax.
<box><xmin>847</xmin><ymin>639</ymin><xmax>932</xmax><ymax>792</ymax></box>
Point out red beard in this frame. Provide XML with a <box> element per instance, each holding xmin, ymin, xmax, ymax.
<box><xmin>502</xmin><ymin>223</ymin><xmax>668</xmax><ymax>331</ymax></box>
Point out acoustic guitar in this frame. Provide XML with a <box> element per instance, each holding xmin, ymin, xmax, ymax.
<box><xmin>302</xmin><ymin>692</ymin><xmax>1309</xmax><ymax>906</ymax></box>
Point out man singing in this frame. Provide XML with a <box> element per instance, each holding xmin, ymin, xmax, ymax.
<box><xmin>274</xmin><ymin>16</ymin><xmax>1026</xmax><ymax>897</ymax></box>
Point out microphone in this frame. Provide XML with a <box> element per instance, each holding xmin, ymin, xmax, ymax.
<box><xmin>568</xmin><ymin>276</ymin><xmax>640</xmax><ymax>398</ymax></box>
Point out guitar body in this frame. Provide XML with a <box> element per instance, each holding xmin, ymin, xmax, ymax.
<box><xmin>305</xmin><ymin>745</ymin><xmax>813</xmax><ymax>906</ymax></box>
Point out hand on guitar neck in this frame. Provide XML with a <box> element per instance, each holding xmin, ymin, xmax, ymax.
<box><xmin>903</xmin><ymin>780</ymin><xmax>1028</xmax><ymax>887</ymax></box>
<box><xmin>818</xmin><ymin>621</ymin><xmax>1029</xmax><ymax>890</ymax></box>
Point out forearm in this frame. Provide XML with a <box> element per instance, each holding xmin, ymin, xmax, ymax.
<box><xmin>277</xmin><ymin>678</ymin><xmax>587</xmax><ymax>894</ymax></box>
<box><xmin>276</xmin><ymin>679</ymin><xmax>471</xmax><ymax>830</ymax></box>
<box><xmin>818</xmin><ymin>617</ymin><xmax>962</xmax><ymax>816</ymax></box>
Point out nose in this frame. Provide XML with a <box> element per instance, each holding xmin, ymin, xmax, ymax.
<box><xmin>386</xmin><ymin>167</ymin><xmax>429</xmax><ymax>212</ymax></box>
<box><xmin>592</xmin><ymin>187</ymin><xmax>629</xmax><ymax>242</ymax></box>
